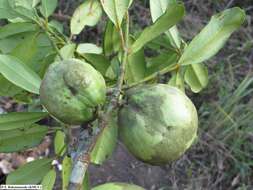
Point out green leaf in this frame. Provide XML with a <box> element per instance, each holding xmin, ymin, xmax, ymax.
<box><xmin>184</xmin><ymin>63</ymin><xmax>208</xmax><ymax>93</ymax></box>
<box><xmin>62</xmin><ymin>156</ymin><xmax>72</xmax><ymax>190</ymax></box>
<box><xmin>0</xmin><ymin>124</ymin><xmax>48</xmax><ymax>152</ymax></box>
<box><xmin>90</xmin><ymin>114</ymin><xmax>118</xmax><ymax>165</ymax></box>
<box><xmin>49</xmin><ymin>20</ymin><xmax>64</xmax><ymax>34</ymax></box>
<box><xmin>145</xmin><ymin>51</ymin><xmax>178</xmax><ymax>76</ymax></box>
<box><xmin>0</xmin><ymin>22</ymin><xmax>37</xmax><ymax>39</ymax></box>
<box><xmin>71</xmin><ymin>0</ymin><xmax>102</xmax><ymax>35</ymax></box>
<box><xmin>0</xmin><ymin>112</ymin><xmax>48</xmax><ymax>131</ymax></box>
<box><xmin>83</xmin><ymin>172</ymin><xmax>90</xmax><ymax>190</ymax></box>
<box><xmin>131</xmin><ymin>2</ymin><xmax>185</xmax><ymax>53</ymax></box>
<box><xmin>178</xmin><ymin>7</ymin><xmax>246</xmax><ymax>66</ymax></box>
<box><xmin>100</xmin><ymin>0</ymin><xmax>130</xmax><ymax>26</ymax></box>
<box><xmin>0</xmin><ymin>76</ymin><xmax>22</xmax><ymax>97</ymax></box>
<box><xmin>40</xmin><ymin>0</ymin><xmax>57</xmax><ymax>18</ymax></box>
<box><xmin>10</xmin><ymin>33</ymin><xmax>38</xmax><ymax>65</ymax></box>
<box><xmin>0</xmin><ymin>0</ymin><xmax>17</xmax><ymax>19</ymax></box>
<box><xmin>105</xmin><ymin>56</ymin><xmax>120</xmax><ymax>80</ymax></box>
<box><xmin>0</xmin><ymin>32</ymin><xmax>34</xmax><ymax>54</ymax></box>
<box><xmin>77</xmin><ymin>43</ymin><xmax>102</xmax><ymax>54</ymax></box>
<box><xmin>8</xmin><ymin>0</ymin><xmax>37</xmax><ymax>21</ymax></box>
<box><xmin>83</xmin><ymin>54</ymin><xmax>111</xmax><ymax>77</ymax></box>
<box><xmin>103</xmin><ymin>20</ymin><xmax>121</xmax><ymax>56</ymax></box>
<box><xmin>168</xmin><ymin>71</ymin><xmax>185</xmax><ymax>92</ymax></box>
<box><xmin>42</xmin><ymin>169</ymin><xmax>56</xmax><ymax>190</ymax></box>
<box><xmin>54</xmin><ymin>130</ymin><xmax>66</xmax><ymax>156</ymax></box>
<box><xmin>150</xmin><ymin>0</ymin><xmax>181</xmax><ymax>48</ymax></box>
<box><xmin>0</xmin><ymin>54</ymin><xmax>41</xmax><ymax>94</ymax></box>
<box><xmin>56</xmin><ymin>43</ymin><xmax>76</xmax><ymax>61</ymax></box>
<box><xmin>6</xmin><ymin>158</ymin><xmax>52</xmax><ymax>184</ymax></box>
<box><xmin>125</xmin><ymin>38</ymin><xmax>146</xmax><ymax>84</ymax></box>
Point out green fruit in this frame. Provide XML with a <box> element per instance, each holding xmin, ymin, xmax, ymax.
<box><xmin>40</xmin><ymin>58</ymin><xmax>106</xmax><ymax>125</ymax></box>
<box><xmin>92</xmin><ymin>182</ymin><xmax>145</xmax><ymax>190</ymax></box>
<box><xmin>119</xmin><ymin>84</ymin><xmax>198</xmax><ymax>165</ymax></box>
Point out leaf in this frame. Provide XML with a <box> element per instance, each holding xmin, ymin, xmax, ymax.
<box><xmin>0</xmin><ymin>0</ymin><xmax>17</xmax><ymax>19</ymax></box>
<box><xmin>0</xmin><ymin>112</ymin><xmax>48</xmax><ymax>131</ymax></box>
<box><xmin>62</xmin><ymin>156</ymin><xmax>72</xmax><ymax>190</ymax></box>
<box><xmin>103</xmin><ymin>20</ymin><xmax>121</xmax><ymax>56</ymax></box>
<box><xmin>83</xmin><ymin>54</ymin><xmax>111</xmax><ymax>77</ymax></box>
<box><xmin>150</xmin><ymin>0</ymin><xmax>181</xmax><ymax>48</ymax></box>
<box><xmin>0</xmin><ymin>76</ymin><xmax>22</xmax><ymax>97</ymax></box>
<box><xmin>83</xmin><ymin>172</ymin><xmax>90</xmax><ymax>190</ymax></box>
<box><xmin>49</xmin><ymin>20</ymin><xmax>64</xmax><ymax>34</ymax></box>
<box><xmin>71</xmin><ymin>0</ymin><xmax>102</xmax><ymax>35</ymax></box>
<box><xmin>0</xmin><ymin>124</ymin><xmax>48</xmax><ymax>152</ymax></box>
<box><xmin>54</xmin><ymin>130</ymin><xmax>66</xmax><ymax>156</ymax></box>
<box><xmin>178</xmin><ymin>7</ymin><xmax>246</xmax><ymax>66</ymax></box>
<box><xmin>100</xmin><ymin>0</ymin><xmax>130</xmax><ymax>26</ymax></box>
<box><xmin>90</xmin><ymin>114</ymin><xmax>118</xmax><ymax>165</ymax></box>
<box><xmin>10</xmin><ymin>33</ymin><xmax>38</xmax><ymax>65</ymax></box>
<box><xmin>0</xmin><ymin>54</ymin><xmax>41</xmax><ymax>94</ymax></box>
<box><xmin>55</xmin><ymin>43</ymin><xmax>76</xmax><ymax>61</ymax></box>
<box><xmin>125</xmin><ymin>38</ymin><xmax>146</xmax><ymax>84</ymax></box>
<box><xmin>41</xmin><ymin>169</ymin><xmax>56</xmax><ymax>190</ymax></box>
<box><xmin>6</xmin><ymin>158</ymin><xmax>52</xmax><ymax>184</ymax></box>
<box><xmin>77</xmin><ymin>43</ymin><xmax>102</xmax><ymax>54</ymax></box>
<box><xmin>0</xmin><ymin>22</ymin><xmax>37</xmax><ymax>40</ymax></box>
<box><xmin>131</xmin><ymin>2</ymin><xmax>185</xmax><ymax>53</ymax></box>
<box><xmin>168</xmin><ymin>71</ymin><xmax>185</xmax><ymax>92</ymax></box>
<box><xmin>184</xmin><ymin>63</ymin><xmax>208</xmax><ymax>93</ymax></box>
<box><xmin>145</xmin><ymin>51</ymin><xmax>178</xmax><ymax>76</ymax></box>
<box><xmin>40</xmin><ymin>0</ymin><xmax>57</xmax><ymax>18</ymax></box>
<box><xmin>8</xmin><ymin>0</ymin><xmax>37</xmax><ymax>21</ymax></box>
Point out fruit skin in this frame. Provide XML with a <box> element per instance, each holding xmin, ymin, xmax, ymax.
<box><xmin>118</xmin><ymin>84</ymin><xmax>198</xmax><ymax>165</ymax></box>
<box><xmin>40</xmin><ymin>58</ymin><xmax>106</xmax><ymax>125</ymax></box>
<box><xmin>92</xmin><ymin>182</ymin><xmax>145</xmax><ymax>190</ymax></box>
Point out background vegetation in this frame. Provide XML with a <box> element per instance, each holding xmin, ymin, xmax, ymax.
<box><xmin>0</xmin><ymin>0</ymin><xmax>252</xmax><ymax>189</ymax></box>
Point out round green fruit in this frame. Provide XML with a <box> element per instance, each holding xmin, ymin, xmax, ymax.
<box><xmin>92</xmin><ymin>183</ymin><xmax>145</xmax><ymax>190</ymax></box>
<box><xmin>40</xmin><ymin>58</ymin><xmax>106</xmax><ymax>125</ymax></box>
<box><xmin>118</xmin><ymin>84</ymin><xmax>198</xmax><ymax>165</ymax></box>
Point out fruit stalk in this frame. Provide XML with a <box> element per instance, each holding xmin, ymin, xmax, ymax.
<box><xmin>68</xmin><ymin>12</ymin><xmax>130</xmax><ymax>190</ymax></box>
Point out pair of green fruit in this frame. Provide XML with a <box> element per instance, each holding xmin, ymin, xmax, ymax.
<box><xmin>40</xmin><ymin>59</ymin><xmax>198</xmax><ymax>165</ymax></box>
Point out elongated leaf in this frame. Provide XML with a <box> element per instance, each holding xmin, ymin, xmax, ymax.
<box><xmin>184</xmin><ymin>63</ymin><xmax>208</xmax><ymax>93</ymax></box>
<box><xmin>8</xmin><ymin>0</ymin><xmax>37</xmax><ymax>21</ymax></box>
<box><xmin>54</xmin><ymin>130</ymin><xmax>66</xmax><ymax>156</ymax></box>
<box><xmin>178</xmin><ymin>7</ymin><xmax>246</xmax><ymax>65</ymax></box>
<box><xmin>0</xmin><ymin>55</ymin><xmax>41</xmax><ymax>94</ymax></box>
<box><xmin>103</xmin><ymin>20</ymin><xmax>121</xmax><ymax>56</ymax></box>
<box><xmin>6</xmin><ymin>158</ymin><xmax>52</xmax><ymax>184</ymax></box>
<box><xmin>10</xmin><ymin>33</ymin><xmax>38</xmax><ymax>65</ymax></box>
<box><xmin>40</xmin><ymin>0</ymin><xmax>57</xmax><ymax>18</ymax></box>
<box><xmin>131</xmin><ymin>2</ymin><xmax>185</xmax><ymax>53</ymax></box>
<box><xmin>150</xmin><ymin>0</ymin><xmax>181</xmax><ymax>48</ymax></box>
<box><xmin>168</xmin><ymin>71</ymin><xmax>185</xmax><ymax>92</ymax></box>
<box><xmin>77</xmin><ymin>43</ymin><xmax>102</xmax><ymax>54</ymax></box>
<box><xmin>56</xmin><ymin>43</ymin><xmax>76</xmax><ymax>61</ymax></box>
<box><xmin>0</xmin><ymin>22</ymin><xmax>37</xmax><ymax>39</ymax></box>
<box><xmin>0</xmin><ymin>0</ymin><xmax>17</xmax><ymax>19</ymax></box>
<box><xmin>62</xmin><ymin>156</ymin><xmax>72</xmax><ymax>190</ymax></box>
<box><xmin>83</xmin><ymin>172</ymin><xmax>90</xmax><ymax>190</ymax></box>
<box><xmin>91</xmin><ymin>114</ymin><xmax>118</xmax><ymax>165</ymax></box>
<box><xmin>0</xmin><ymin>112</ymin><xmax>48</xmax><ymax>131</ymax></box>
<box><xmin>125</xmin><ymin>38</ymin><xmax>146</xmax><ymax>84</ymax></box>
<box><xmin>145</xmin><ymin>51</ymin><xmax>178</xmax><ymax>76</ymax></box>
<box><xmin>71</xmin><ymin>0</ymin><xmax>102</xmax><ymax>35</ymax></box>
<box><xmin>83</xmin><ymin>54</ymin><xmax>111</xmax><ymax>77</ymax></box>
<box><xmin>42</xmin><ymin>169</ymin><xmax>56</xmax><ymax>190</ymax></box>
<box><xmin>0</xmin><ymin>124</ymin><xmax>48</xmax><ymax>152</ymax></box>
<box><xmin>100</xmin><ymin>0</ymin><xmax>130</xmax><ymax>26</ymax></box>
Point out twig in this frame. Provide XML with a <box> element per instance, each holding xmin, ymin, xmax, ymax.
<box><xmin>68</xmin><ymin>12</ymin><xmax>130</xmax><ymax>190</ymax></box>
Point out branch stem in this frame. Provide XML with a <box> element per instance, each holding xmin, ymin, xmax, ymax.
<box><xmin>68</xmin><ymin>12</ymin><xmax>130</xmax><ymax>190</ymax></box>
